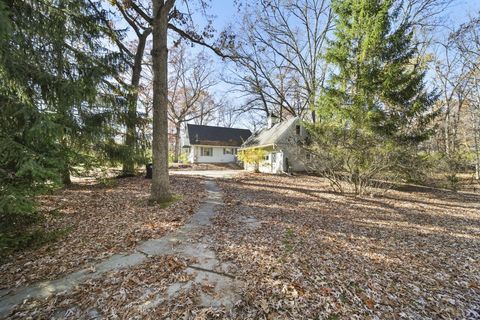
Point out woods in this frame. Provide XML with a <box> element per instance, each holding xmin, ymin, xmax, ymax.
<box><xmin>1</xmin><ymin>0</ymin><xmax>479</xmax><ymax>250</ymax></box>
<box><xmin>1</xmin><ymin>0</ymin><xmax>479</xmax><ymax>244</ymax></box>
<box><xmin>1</xmin><ymin>0</ymin><xmax>480</xmax><ymax>317</ymax></box>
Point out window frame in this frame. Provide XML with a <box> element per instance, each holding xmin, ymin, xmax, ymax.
<box><xmin>201</xmin><ymin>147</ymin><xmax>213</xmax><ymax>157</ymax></box>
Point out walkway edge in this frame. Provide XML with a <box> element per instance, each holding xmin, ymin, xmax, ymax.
<box><xmin>0</xmin><ymin>180</ymin><xmax>222</xmax><ymax>318</ymax></box>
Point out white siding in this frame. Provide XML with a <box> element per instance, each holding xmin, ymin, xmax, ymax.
<box><xmin>189</xmin><ymin>145</ymin><xmax>238</xmax><ymax>163</ymax></box>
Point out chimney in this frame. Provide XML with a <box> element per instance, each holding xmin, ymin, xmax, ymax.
<box><xmin>267</xmin><ymin>112</ymin><xmax>279</xmax><ymax>128</ymax></box>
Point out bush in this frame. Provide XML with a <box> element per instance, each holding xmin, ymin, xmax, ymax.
<box><xmin>168</xmin><ymin>151</ymin><xmax>175</xmax><ymax>165</ymax></box>
<box><xmin>303</xmin><ymin>122</ymin><xmax>418</xmax><ymax>195</ymax></box>
<box><xmin>237</xmin><ymin>149</ymin><xmax>266</xmax><ymax>173</ymax></box>
<box><xmin>423</xmin><ymin>149</ymin><xmax>473</xmax><ymax>191</ymax></box>
<box><xmin>179</xmin><ymin>152</ymin><xmax>189</xmax><ymax>164</ymax></box>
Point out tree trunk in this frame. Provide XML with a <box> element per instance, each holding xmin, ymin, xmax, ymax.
<box><xmin>174</xmin><ymin>123</ymin><xmax>181</xmax><ymax>163</ymax></box>
<box><xmin>444</xmin><ymin>110</ymin><xmax>450</xmax><ymax>156</ymax></box>
<box><xmin>150</xmin><ymin>0</ymin><xmax>174</xmax><ymax>202</ymax></box>
<box><xmin>474</xmin><ymin>82</ymin><xmax>480</xmax><ymax>180</ymax></box>
<box><xmin>62</xmin><ymin>166</ymin><xmax>71</xmax><ymax>185</ymax></box>
<box><xmin>123</xmin><ymin>31</ymin><xmax>150</xmax><ymax>176</ymax></box>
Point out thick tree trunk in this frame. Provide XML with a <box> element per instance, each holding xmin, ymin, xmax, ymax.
<box><xmin>474</xmin><ymin>104</ymin><xmax>480</xmax><ymax>180</ymax></box>
<box><xmin>150</xmin><ymin>0</ymin><xmax>174</xmax><ymax>202</ymax></box>
<box><xmin>174</xmin><ymin>123</ymin><xmax>181</xmax><ymax>163</ymax></box>
<box><xmin>474</xmin><ymin>125</ymin><xmax>480</xmax><ymax>179</ymax></box>
<box><xmin>123</xmin><ymin>32</ymin><xmax>150</xmax><ymax>176</ymax></box>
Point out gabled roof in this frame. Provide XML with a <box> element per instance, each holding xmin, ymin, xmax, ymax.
<box><xmin>186</xmin><ymin>124</ymin><xmax>251</xmax><ymax>147</ymax></box>
<box><xmin>241</xmin><ymin>117</ymin><xmax>299</xmax><ymax>149</ymax></box>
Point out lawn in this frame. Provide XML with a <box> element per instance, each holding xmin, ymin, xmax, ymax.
<box><xmin>0</xmin><ymin>175</ymin><xmax>205</xmax><ymax>290</ymax></box>
<box><xmin>209</xmin><ymin>174</ymin><xmax>480</xmax><ymax>319</ymax></box>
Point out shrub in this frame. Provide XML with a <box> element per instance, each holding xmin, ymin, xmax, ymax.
<box><xmin>237</xmin><ymin>149</ymin><xmax>266</xmax><ymax>173</ymax></box>
<box><xmin>303</xmin><ymin>122</ymin><xmax>417</xmax><ymax>195</ymax></box>
<box><xmin>179</xmin><ymin>152</ymin><xmax>189</xmax><ymax>164</ymax></box>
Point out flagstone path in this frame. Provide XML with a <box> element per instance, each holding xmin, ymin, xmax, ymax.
<box><xmin>0</xmin><ymin>179</ymin><xmax>241</xmax><ymax>318</ymax></box>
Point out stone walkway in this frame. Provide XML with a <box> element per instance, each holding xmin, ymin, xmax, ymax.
<box><xmin>0</xmin><ymin>180</ymin><xmax>240</xmax><ymax>318</ymax></box>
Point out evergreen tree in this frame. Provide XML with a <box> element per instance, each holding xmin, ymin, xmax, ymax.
<box><xmin>0</xmin><ymin>0</ymin><xmax>121</xmax><ymax>255</ymax></box>
<box><xmin>306</xmin><ymin>0</ymin><xmax>437</xmax><ymax>194</ymax></box>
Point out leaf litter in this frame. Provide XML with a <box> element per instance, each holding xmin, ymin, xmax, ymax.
<box><xmin>0</xmin><ymin>175</ymin><xmax>205</xmax><ymax>290</ymax></box>
<box><xmin>207</xmin><ymin>174</ymin><xmax>480</xmax><ymax>319</ymax></box>
<box><xmin>4</xmin><ymin>173</ymin><xmax>480</xmax><ymax>319</ymax></box>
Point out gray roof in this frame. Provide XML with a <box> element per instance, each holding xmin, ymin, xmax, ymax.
<box><xmin>186</xmin><ymin>124</ymin><xmax>251</xmax><ymax>147</ymax></box>
<box><xmin>242</xmin><ymin>117</ymin><xmax>299</xmax><ymax>148</ymax></box>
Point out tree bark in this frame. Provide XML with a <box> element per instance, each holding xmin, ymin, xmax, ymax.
<box><xmin>150</xmin><ymin>0</ymin><xmax>174</xmax><ymax>202</ymax></box>
<box><xmin>474</xmin><ymin>78</ymin><xmax>480</xmax><ymax>180</ymax></box>
<box><xmin>474</xmin><ymin>112</ymin><xmax>480</xmax><ymax>180</ymax></box>
<box><xmin>174</xmin><ymin>123</ymin><xmax>181</xmax><ymax>163</ymax></box>
<box><xmin>123</xmin><ymin>31</ymin><xmax>150</xmax><ymax>176</ymax></box>
<box><xmin>62</xmin><ymin>166</ymin><xmax>71</xmax><ymax>185</ymax></box>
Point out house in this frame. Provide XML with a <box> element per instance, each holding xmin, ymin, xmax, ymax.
<box><xmin>240</xmin><ymin>115</ymin><xmax>309</xmax><ymax>173</ymax></box>
<box><xmin>183</xmin><ymin>124</ymin><xmax>252</xmax><ymax>164</ymax></box>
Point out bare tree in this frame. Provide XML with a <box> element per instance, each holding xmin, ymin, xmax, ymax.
<box><xmin>114</xmin><ymin>0</ymin><xmax>234</xmax><ymax>202</ymax></box>
<box><xmin>214</xmin><ymin>99</ymin><xmax>241</xmax><ymax>128</ymax></box>
<box><xmin>167</xmin><ymin>44</ymin><xmax>218</xmax><ymax>162</ymax></box>
<box><xmin>434</xmin><ymin>43</ymin><xmax>471</xmax><ymax>157</ymax></box>
<box><xmin>227</xmin><ymin>0</ymin><xmax>333</xmax><ymax>121</ymax></box>
<box><xmin>451</xmin><ymin>14</ymin><xmax>480</xmax><ymax>179</ymax></box>
<box><xmin>430</xmin><ymin>13</ymin><xmax>480</xmax><ymax>187</ymax></box>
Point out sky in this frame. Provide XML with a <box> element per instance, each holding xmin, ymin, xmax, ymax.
<box><xmin>111</xmin><ymin>0</ymin><xmax>480</xmax><ymax>130</ymax></box>
<box><xmin>182</xmin><ymin>0</ymin><xmax>480</xmax><ymax>129</ymax></box>
<box><xmin>205</xmin><ymin>0</ymin><xmax>480</xmax><ymax>37</ymax></box>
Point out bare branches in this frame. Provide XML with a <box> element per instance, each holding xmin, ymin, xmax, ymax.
<box><xmin>227</xmin><ymin>0</ymin><xmax>333</xmax><ymax>120</ymax></box>
<box><xmin>167</xmin><ymin>44</ymin><xmax>219</xmax><ymax>160</ymax></box>
<box><xmin>167</xmin><ymin>23</ymin><xmax>236</xmax><ymax>60</ymax></box>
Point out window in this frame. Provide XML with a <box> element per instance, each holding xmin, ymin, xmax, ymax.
<box><xmin>201</xmin><ymin>147</ymin><xmax>213</xmax><ymax>156</ymax></box>
<box><xmin>295</xmin><ymin>125</ymin><xmax>301</xmax><ymax>135</ymax></box>
<box><xmin>223</xmin><ymin>148</ymin><xmax>233</xmax><ymax>155</ymax></box>
<box><xmin>263</xmin><ymin>154</ymin><xmax>270</xmax><ymax>161</ymax></box>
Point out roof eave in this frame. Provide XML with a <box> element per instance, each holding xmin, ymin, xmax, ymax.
<box><xmin>239</xmin><ymin>143</ymin><xmax>276</xmax><ymax>150</ymax></box>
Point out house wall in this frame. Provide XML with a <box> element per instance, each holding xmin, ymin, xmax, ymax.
<box><xmin>243</xmin><ymin>119</ymin><xmax>309</xmax><ymax>173</ymax></box>
<box><xmin>244</xmin><ymin>151</ymin><xmax>284</xmax><ymax>173</ymax></box>
<box><xmin>282</xmin><ymin>145</ymin><xmax>307</xmax><ymax>172</ymax></box>
<box><xmin>189</xmin><ymin>145</ymin><xmax>238</xmax><ymax>163</ymax></box>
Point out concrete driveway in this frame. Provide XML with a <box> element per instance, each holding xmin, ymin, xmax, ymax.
<box><xmin>170</xmin><ymin>169</ymin><xmax>243</xmax><ymax>179</ymax></box>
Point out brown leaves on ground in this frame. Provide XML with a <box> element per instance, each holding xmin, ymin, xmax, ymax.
<box><xmin>4</xmin><ymin>173</ymin><xmax>480</xmax><ymax>319</ymax></box>
<box><xmin>9</xmin><ymin>255</ymin><xmax>193</xmax><ymax>319</ymax></box>
<box><xmin>0</xmin><ymin>175</ymin><xmax>205</xmax><ymax>290</ymax></box>
<box><xmin>210</xmin><ymin>174</ymin><xmax>480</xmax><ymax>319</ymax></box>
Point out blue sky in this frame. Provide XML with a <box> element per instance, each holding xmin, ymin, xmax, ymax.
<box><xmin>111</xmin><ymin>0</ymin><xmax>480</xmax><ymax>129</ymax></box>
<box><xmin>204</xmin><ymin>0</ymin><xmax>480</xmax><ymax>39</ymax></box>
<box><xmin>197</xmin><ymin>0</ymin><xmax>480</xmax><ymax>123</ymax></box>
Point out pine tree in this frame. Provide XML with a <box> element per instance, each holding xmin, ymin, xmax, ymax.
<box><xmin>0</xmin><ymin>0</ymin><xmax>121</xmax><ymax>254</ymax></box>
<box><xmin>307</xmin><ymin>0</ymin><xmax>437</xmax><ymax>194</ymax></box>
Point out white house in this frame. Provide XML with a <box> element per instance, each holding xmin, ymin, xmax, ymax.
<box><xmin>240</xmin><ymin>115</ymin><xmax>309</xmax><ymax>173</ymax></box>
<box><xmin>183</xmin><ymin>124</ymin><xmax>252</xmax><ymax>164</ymax></box>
